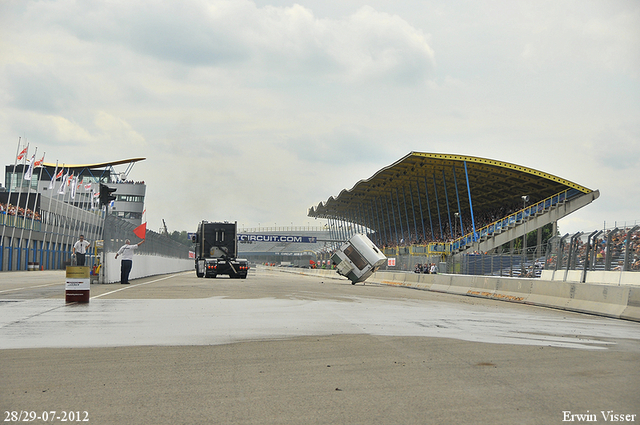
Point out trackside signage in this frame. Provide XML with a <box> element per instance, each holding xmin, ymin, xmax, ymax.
<box><xmin>238</xmin><ymin>234</ymin><xmax>317</xmax><ymax>243</ymax></box>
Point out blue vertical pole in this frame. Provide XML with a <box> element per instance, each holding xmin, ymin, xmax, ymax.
<box><xmin>452</xmin><ymin>164</ymin><xmax>464</xmax><ymax>236</ymax></box>
<box><xmin>16</xmin><ymin>240</ymin><xmax>22</xmax><ymax>271</ymax></box>
<box><xmin>464</xmin><ymin>161</ymin><xmax>477</xmax><ymax>240</ymax></box>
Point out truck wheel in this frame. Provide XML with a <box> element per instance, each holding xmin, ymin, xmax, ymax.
<box><xmin>196</xmin><ymin>271</ymin><xmax>204</xmax><ymax>278</ymax></box>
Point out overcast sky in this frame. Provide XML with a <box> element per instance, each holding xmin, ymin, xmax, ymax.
<box><xmin>1</xmin><ymin>0</ymin><xmax>638</xmax><ymax>235</ymax></box>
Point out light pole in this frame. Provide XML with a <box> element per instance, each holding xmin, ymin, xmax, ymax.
<box><xmin>454</xmin><ymin>212</ymin><xmax>459</xmax><ymax>239</ymax></box>
<box><xmin>521</xmin><ymin>195</ymin><xmax>529</xmax><ymax>276</ymax></box>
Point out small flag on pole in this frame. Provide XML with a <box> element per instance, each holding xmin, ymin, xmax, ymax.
<box><xmin>23</xmin><ymin>154</ymin><xmax>36</xmax><ymax>180</ymax></box>
<box><xmin>17</xmin><ymin>147</ymin><xmax>28</xmax><ymax>161</ymax></box>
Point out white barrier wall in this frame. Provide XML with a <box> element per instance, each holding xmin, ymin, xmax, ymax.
<box><xmin>539</xmin><ymin>269</ymin><xmax>640</xmax><ymax>285</ymax></box>
<box><xmin>102</xmin><ymin>254</ymin><xmax>193</xmax><ymax>283</ymax></box>
<box><xmin>268</xmin><ymin>266</ymin><xmax>640</xmax><ymax>322</ymax></box>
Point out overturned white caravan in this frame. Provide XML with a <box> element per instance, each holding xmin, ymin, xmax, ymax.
<box><xmin>331</xmin><ymin>234</ymin><xmax>387</xmax><ymax>284</ymax></box>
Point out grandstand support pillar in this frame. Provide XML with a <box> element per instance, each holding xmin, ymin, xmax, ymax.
<box><xmin>463</xmin><ymin>161</ymin><xmax>477</xmax><ymax>241</ymax></box>
<box><xmin>402</xmin><ymin>186</ymin><xmax>412</xmax><ymax>244</ymax></box>
<box><xmin>509</xmin><ymin>239</ymin><xmax>514</xmax><ymax>277</ymax></box>
<box><xmin>432</xmin><ymin>172</ymin><xmax>443</xmax><ymax>240</ymax></box>
<box><xmin>442</xmin><ymin>169</ymin><xmax>453</xmax><ymax>241</ymax></box>
<box><xmin>423</xmin><ymin>176</ymin><xmax>435</xmax><ymax>241</ymax></box>
<box><xmin>408</xmin><ymin>183</ymin><xmax>418</xmax><ymax>244</ymax></box>
<box><xmin>452</xmin><ymin>164</ymin><xmax>464</xmax><ymax>237</ymax></box>
<box><xmin>414</xmin><ymin>180</ymin><xmax>426</xmax><ymax>243</ymax></box>
<box><xmin>375</xmin><ymin>198</ymin><xmax>384</xmax><ymax>247</ymax></box>
<box><xmin>536</xmin><ymin>227</ymin><xmax>543</xmax><ymax>258</ymax></box>
<box><xmin>395</xmin><ymin>188</ymin><xmax>405</xmax><ymax>244</ymax></box>
<box><xmin>384</xmin><ymin>195</ymin><xmax>393</xmax><ymax>245</ymax></box>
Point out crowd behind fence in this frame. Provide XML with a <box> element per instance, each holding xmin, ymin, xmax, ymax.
<box><xmin>545</xmin><ymin>225</ymin><xmax>640</xmax><ymax>274</ymax></box>
<box><xmin>414</xmin><ymin>224</ymin><xmax>640</xmax><ymax>278</ymax></box>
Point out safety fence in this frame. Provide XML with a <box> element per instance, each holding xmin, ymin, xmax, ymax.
<box><xmin>103</xmin><ymin>214</ymin><xmax>191</xmax><ymax>258</ymax></box>
<box><xmin>545</xmin><ymin>226</ymin><xmax>640</xmax><ymax>276</ymax></box>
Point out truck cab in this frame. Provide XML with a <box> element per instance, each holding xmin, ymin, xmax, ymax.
<box><xmin>193</xmin><ymin>221</ymin><xmax>249</xmax><ymax>279</ymax></box>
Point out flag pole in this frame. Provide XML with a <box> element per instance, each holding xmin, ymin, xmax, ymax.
<box><xmin>25</xmin><ymin>152</ymin><xmax>45</xmax><ymax>267</ymax></box>
<box><xmin>9</xmin><ymin>141</ymin><xmax>29</xmax><ymax>269</ymax></box>
<box><xmin>41</xmin><ymin>160</ymin><xmax>58</xmax><ymax>269</ymax></box>
<box><xmin>51</xmin><ymin>165</ymin><xmax>66</xmax><ymax>269</ymax></box>
<box><xmin>18</xmin><ymin>147</ymin><xmax>37</xmax><ymax>269</ymax></box>
<box><xmin>1</xmin><ymin>137</ymin><xmax>24</xmax><ymax>268</ymax></box>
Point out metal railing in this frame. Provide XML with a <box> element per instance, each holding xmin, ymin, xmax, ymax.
<box><xmin>447</xmin><ymin>188</ymin><xmax>580</xmax><ymax>253</ymax></box>
<box><xmin>545</xmin><ymin>226</ymin><xmax>640</xmax><ymax>279</ymax></box>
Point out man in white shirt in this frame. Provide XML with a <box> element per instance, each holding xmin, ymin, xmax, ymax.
<box><xmin>115</xmin><ymin>239</ymin><xmax>145</xmax><ymax>284</ymax></box>
<box><xmin>72</xmin><ymin>235</ymin><xmax>91</xmax><ymax>266</ymax></box>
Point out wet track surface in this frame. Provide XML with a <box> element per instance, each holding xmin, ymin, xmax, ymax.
<box><xmin>1</xmin><ymin>268</ymin><xmax>639</xmax><ymax>351</ymax></box>
<box><xmin>1</xmin><ymin>267</ymin><xmax>639</xmax><ymax>424</ymax></box>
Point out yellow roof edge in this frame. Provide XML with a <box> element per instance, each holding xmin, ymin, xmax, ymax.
<box><xmin>409</xmin><ymin>152</ymin><xmax>592</xmax><ymax>193</ymax></box>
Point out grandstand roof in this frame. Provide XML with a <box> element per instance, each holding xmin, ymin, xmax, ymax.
<box><xmin>42</xmin><ymin>158</ymin><xmax>146</xmax><ymax>169</ymax></box>
<box><xmin>308</xmin><ymin>152</ymin><xmax>594</xmax><ymax>226</ymax></box>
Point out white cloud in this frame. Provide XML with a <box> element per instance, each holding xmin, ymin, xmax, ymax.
<box><xmin>0</xmin><ymin>0</ymin><xmax>638</xmax><ymax>234</ymax></box>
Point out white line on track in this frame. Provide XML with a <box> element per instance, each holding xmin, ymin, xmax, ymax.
<box><xmin>91</xmin><ymin>271</ymin><xmax>191</xmax><ymax>299</ymax></box>
<box><xmin>0</xmin><ymin>283</ymin><xmax>61</xmax><ymax>294</ymax></box>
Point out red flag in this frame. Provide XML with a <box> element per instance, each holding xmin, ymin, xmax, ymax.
<box><xmin>17</xmin><ymin>147</ymin><xmax>27</xmax><ymax>161</ymax></box>
<box><xmin>133</xmin><ymin>222</ymin><xmax>147</xmax><ymax>239</ymax></box>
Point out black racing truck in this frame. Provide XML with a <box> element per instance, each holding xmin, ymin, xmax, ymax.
<box><xmin>193</xmin><ymin>221</ymin><xmax>249</xmax><ymax>279</ymax></box>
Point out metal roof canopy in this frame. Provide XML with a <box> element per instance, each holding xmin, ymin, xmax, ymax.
<box><xmin>36</xmin><ymin>158</ymin><xmax>146</xmax><ymax>182</ymax></box>
<box><xmin>308</xmin><ymin>152</ymin><xmax>594</xmax><ymax>243</ymax></box>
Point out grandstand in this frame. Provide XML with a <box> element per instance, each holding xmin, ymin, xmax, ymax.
<box><xmin>308</xmin><ymin>152</ymin><xmax>601</xmax><ymax>273</ymax></box>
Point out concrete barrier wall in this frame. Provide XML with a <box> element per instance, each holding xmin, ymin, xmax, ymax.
<box><xmin>270</xmin><ymin>267</ymin><xmax>639</xmax><ymax>322</ymax></box>
<box><xmin>540</xmin><ymin>269</ymin><xmax>640</xmax><ymax>285</ymax></box>
<box><xmin>103</xmin><ymin>254</ymin><xmax>193</xmax><ymax>283</ymax></box>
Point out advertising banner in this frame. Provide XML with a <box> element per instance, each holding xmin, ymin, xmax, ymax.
<box><xmin>238</xmin><ymin>234</ymin><xmax>317</xmax><ymax>243</ymax></box>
